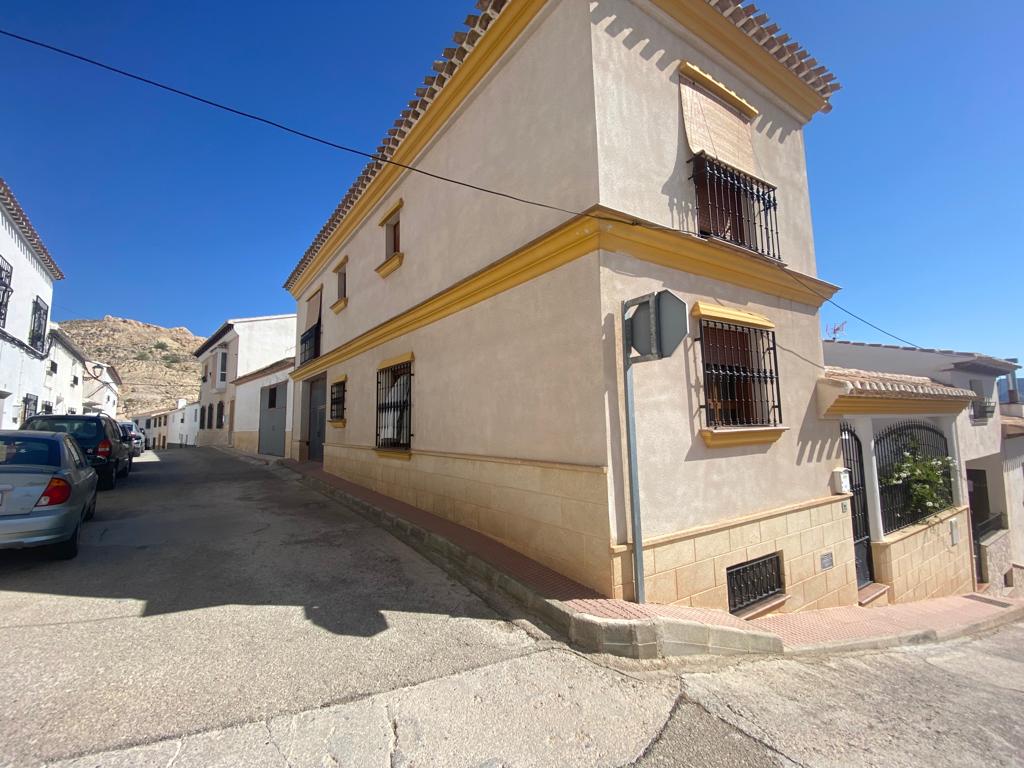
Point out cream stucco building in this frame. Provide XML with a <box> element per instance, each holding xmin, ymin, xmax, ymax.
<box><xmin>231</xmin><ymin>358</ymin><xmax>293</xmax><ymax>457</ymax></box>
<box><xmin>192</xmin><ymin>314</ymin><xmax>296</xmax><ymax>449</ymax></box>
<box><xmin>283</xmin><ymin>0</ymin><xmax>858</xmax><ymax>615</ymax></box>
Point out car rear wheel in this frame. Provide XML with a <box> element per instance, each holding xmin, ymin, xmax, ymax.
<box><xmin>52</xmin><ymin>524</ymin><xmax>80</xmax><ymax>560</ymax></box>
<box><xmin>100</xmin><ymin>466</ymin><xmax>117</xmax><ymax>490</ymax></box>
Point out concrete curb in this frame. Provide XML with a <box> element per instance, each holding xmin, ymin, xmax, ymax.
<box><xmin>276</xmin><ymin>465</ymin><xmax>783</xmax><ymax>659</ymax></box>
<box><xmin>259</xmin><ymin>459</ymin><xmax>1022</xmax><ymax>660</ymax></box>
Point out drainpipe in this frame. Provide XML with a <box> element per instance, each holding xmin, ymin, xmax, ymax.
<box><xmin>1006</xmin><ymin>358</ymin><xmax>1019</xmax><ymax>404</ymax></box>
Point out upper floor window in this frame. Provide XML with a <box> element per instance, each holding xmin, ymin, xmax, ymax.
<box><xmin>387</xmin><ymin>216</ymin><xmax>401</xmax><ymax>257</ymax></box>
<box><xmin>330</xmin><ymin>379</ymin><xmax>346</xmax><ymax>422</ymax></box>
<box><xmin>29</xmin><ymin>296</ymin><xmax>48</xmax><ymax>352</ymax></box>
<box><xmin>72</xmin><ymin>374</ymin><xmax>79</xmax><ymax>386</ymax></box>
<box><xmin>376</xmin><ymin>360</ymin><xmax>412</xmax><ymax>451</ymax></box>
<box><xmin>300</xmin><ymin>288</ymin><xmax>322</xmax><ymax>365</ymax></box>
<box><xmin>48</xmin><ymin>360</ymin><xmax>58</xmax><ymax>375</ymax></box>
<box><xmin>698</xmin><ymin>319</ymin><xmax>782</xmax><ymax>428</ymax></box>
<box><xmin>0</xmin><ymin>255</ymin><xmax>12</xmax><ymax>329</ymax></box>
<box><xmin>22</xmin><ymin>394</ymin><xmax>38</xmax><ymax>421</ymax></box>
<box><xmin>691</xmin><ymin>153</ymin><xmax>780</xmax><ymax>261</ymax></box>
<box><xmin>376</xmin><ymin>200</ymin><xmax>404</xmax><ymax>277</ymax></box>
<box><xmin>218</xmin><ymin>350</ymin><xmax>228</xmax><ymax>384</ymax></box>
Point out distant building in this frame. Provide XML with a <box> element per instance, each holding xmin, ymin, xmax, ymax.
<box><xmin>83</xmin><ymin>361</ymin><xmax>121</xmax><ymax>418</ymax></box>
<box><xmin>0</xmin><ymin>178</ymin><xmax>64</xmax><ymax>428</ymax></box>
<box><xmin>42</xmin><ymin>324</ymin><xmax>87</xmax><ymax>416</ymax></box>
<box><xmin>192</xmin><ymin>315</ymin><xmax>296</xmax><ymax>448</ymax></box>
<box><xmin>167</xmin><ymin>398</ymin><xmax>201</xmax><ymax>447</ymax></box>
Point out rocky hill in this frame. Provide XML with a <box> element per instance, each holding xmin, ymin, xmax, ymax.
<box><xmin>59</xmin><ymin>317</ymin><xmax>205</xmax><ymax>417</ymax></box>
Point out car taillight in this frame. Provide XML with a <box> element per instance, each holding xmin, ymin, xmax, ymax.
<box><xmin>97</xmin><ymin>439</ymin><xmax>112</xmax><ymax>458</ymax></box>
<box><xmin>36</xmin><ymin>478</ymin><xmax>72</xmax><ymax>507</ymax></box>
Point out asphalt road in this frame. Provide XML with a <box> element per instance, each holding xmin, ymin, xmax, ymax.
<box><xmin>1</xmin><ymin>447</ymin><xmax>1022</xmax><ymax>767</ymax></box>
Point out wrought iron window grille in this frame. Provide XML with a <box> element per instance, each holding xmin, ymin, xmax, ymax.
<box><xmin>375</xmin><ymin>361</ymin><xmax>412</xmax><ymax>451</ymax></box>
<box><xmin>727</xmin><ymin>552</ymin><xmax>784</xmax><ymax>614</ymax></box>
<box><xmin>971</xmin><ymin>399</ymin><xmax>996</xmax><ymax>420</ymax></box>
<box><xmin>690</xmin><ymin>152</ymin><xmax>781</xmax><ymax>260</ymax></box>
<box><xmin>0</xmin><ymin>255</ymin><xmax>11</xmax><ymax>329</ymax></box>
<box><xmin>875</xmin><ymin>420</ymin><xmax>953</xmax><ymax>534</ymax></box>
<box><xmin>300</xmin><ymin>322</ymin><xmax>321</xmax><ymax>365</ymax></box>
<box><xmin>697</xmin><ymin>319</ymin><xmax>782</xmax><ymax>428</ymax></box>
<box><xmin>330</xmin><ymin>381</ymin><xmax>346</xmax><ymax>421</ymax></box>
<box><xmin>28</xmin><ymin>296</ymin><xmax>48</xmax><ymax>352</ymax></box>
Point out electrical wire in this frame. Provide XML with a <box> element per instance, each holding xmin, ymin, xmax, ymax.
<box><xmin>1</xmin><ymin>26</ymin><xmax>920</xmax><ymax>349</ymax></box>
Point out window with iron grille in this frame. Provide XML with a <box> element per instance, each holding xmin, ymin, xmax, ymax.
<box><xmin>691</xmin><ymin>152</ymin><xmax>780</xmax><ymax>260</ymax></box>
<box><xmin>22</xmin><ymin>394</ymin><xmax>38</xmax><ymax>421</ymax></box>
<box><xmin>29</xmin><ymin>296</ymin><xmax>48</xmax><ymax>352</ymax></box>
<box><xmin>726</xmin><ymin>552</ymin><xmax>783</xmax><ymax>614</ymax></box>
<box><xmin>42</xmin><ymin>401</ymin><xmax>53</xmax><ymax>414</ymax></box>
<box><xmin>330</xmin><ymin>380</ymin><xmax>346</xmax><ymax>421</ymax></box>
<box><xmin>72</xmin><ymin>375</ymin><xmax>79</xmax><ymax>386</ymax></box>
<box><xmin>67</xmin><ymin>407</ymin><xmax>76</xmax><ymax>414</ymax></box>
<box><xmin>48</xmin><ymin>360</ymin><xmax>58</xmax><ymax>374</ymax></box>
<box><xmin>216</xmin><ymin>401</ymin><xmax>224</xmax><ymax>429</ymax></box>
<box><xmin>206</xmin><ymin>404</ymin><xmax>214</xmax><ymax>429</ymax></box>
<box><xmin>376</xmin><ymin>361</ymin><xmax>412</xmax><ymax>450</ymax></box>
<box><xmin>199</xmin><ymin>407</ymin><xmax>205</xmax><ymax>430</ymax></box>
<box><xmin>0</xmin><ymin>255</ymin><xmax>12</xmax><ymax>329</ymax></box>
<box><xmin>300</xmin><ymin>323</ymin><xmax>321</xmax><ymax>365</ymax></box>
<box><xmin>698</xmin><ymin>319</ymin><xmax>782</xmax><ymax>428</ymax></box>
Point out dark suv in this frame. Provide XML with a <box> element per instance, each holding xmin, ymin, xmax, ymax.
<box><xmin>21</xmin><ymin>413</ymin><xmax>132</xmax><ymax>490</ymax></box>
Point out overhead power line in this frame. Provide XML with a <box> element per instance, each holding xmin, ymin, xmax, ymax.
<box><xmin>0</xmin><ymin>26</ymin><xmax>920</xmax><ymax>349</ymax></box>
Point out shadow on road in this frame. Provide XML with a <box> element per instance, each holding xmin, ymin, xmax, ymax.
<box><xmin>0</xmin><ymin>448</ymin><xmax>499</xmax><ymax>637</ymax></box>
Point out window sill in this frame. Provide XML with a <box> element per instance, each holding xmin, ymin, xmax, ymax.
<box><xmin>330</xmin><ymin>297</ymin><xmax>348</xmax><ymax>314</ymax></box>
<box><xmin>374</xmin><ymin>448</ymin><xmax>411</xmax><ymax>461</ymax></box>
<box><xmin>328</xmin><ymin>418</ymin><xmax>347</xmax><ymax>428</ymax></box>
<box><xmin>375</xmin><ymin>251</ymin><xmax>404</xmax><ymax>278</ymax></box>
<box><xmin>733</xmin><ymin>593</ymin><xmax>788</xmax><ymax>620</ymax></box>
<box><xmin>700</xmin><ymin>426</ymin><xmax>787</xmax><ymax>448</ymax></box>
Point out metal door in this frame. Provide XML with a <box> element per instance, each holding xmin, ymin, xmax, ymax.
<box><xmin>841</xmin><ymin>423</ymin><xmax>874</xmax><ymax>587</ymax></box>
<box><xmin>967</xmin><ymin>468</ymin><xmax>999</xmax><ymax>581</ymax></box>
<box><xmin>307</xmin><ymin>377</ymin><xmax>326</xmax><ymax>463</ymax></box>
<box><xmin>258</xmin><ymin>383</ymin><xmax>287</xmax><ymax>456</ymax></box>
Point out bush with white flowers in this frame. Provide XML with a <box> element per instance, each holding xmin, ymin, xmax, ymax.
<box><xmin>884</xmin><ymin>448</ymin><xmax>955</xmax><ymax>518</ymax></box>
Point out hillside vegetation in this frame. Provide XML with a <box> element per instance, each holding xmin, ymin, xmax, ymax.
<box><xmin>59</xmin><ymin>316</ymin><xmax>205</xmax><ymax>417</ymax></box>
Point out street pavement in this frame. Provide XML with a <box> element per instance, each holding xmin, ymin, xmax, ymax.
<box><xmin>0</xmin><ymin>447</ymin><xmax>1022</xmax><ymax>767</ymax></box>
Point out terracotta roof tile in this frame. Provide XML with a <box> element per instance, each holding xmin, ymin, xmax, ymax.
<box><xmin>824</xmin><ymin>366</ymin><xmax>976</xmax><ymax>400</ymax></box>
<box><xmin>0</xmin><ymin>178</ymin><xmax>64</xmax><ymax>280</ymax></box>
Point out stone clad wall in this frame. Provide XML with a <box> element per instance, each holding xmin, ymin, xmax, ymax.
<box><xmin>871</xmin><ymin>506</ymin><xmax>973</xmax><ymax>603</ymax></box>
<box><xmin>324</xmin><ymin>444</ymin><xmax>613</xmax><ymax>594</ymax></box>
<box><xmin>619</xmin><ymin>496</ymin><xmax>858</xmax><ymax>613</ymax></box>
<box><xmin>978</xmin><ymin>528</ymin><xmax>1013</xmax><ymax>594</ymax></box>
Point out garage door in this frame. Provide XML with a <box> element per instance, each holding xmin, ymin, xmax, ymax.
<box><xmin>258</xmin><ymin>382</ymin><xmax>287</xmax><ymax>456</ymax></box>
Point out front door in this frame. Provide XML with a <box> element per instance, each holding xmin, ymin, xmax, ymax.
<box><xmin>258</xmin><ymin>383</ymin><xmax>287</xmax><ymax>456</ymax></box>
<box><xmin>307</xmin><ymin>377</ymin><xmax>326</xmax><ymax>463</ymax></box>
<box><xmin>841</xmin><ymin>423</ymin><xmax>874</xmax><ymax>587</ymax></box>
<box><xmin>967</xmin><ymin>468</ymin><xmax>996</xmax><ymax>581</ymax></box>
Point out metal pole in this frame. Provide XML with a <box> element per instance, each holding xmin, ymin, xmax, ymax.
<box><xmin>622</xmin><ymin>301</ymin><xmax>646</xmax><ymax>603</ymax></box>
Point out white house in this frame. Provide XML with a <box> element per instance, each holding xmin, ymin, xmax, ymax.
<box><xmin>167</xmin><ymin>399</ymin><xmax>201</xmax><ymax>447</ymax></box>
<box><xmin>0</xmin><ymin>178</ymin><xmax>64</xmax><ymax>428</ymax></box>
<box><xmin>83</xmin><ymin>361</ymin><xmax>122</xmax><ymax>418</ymax></box>
<box><xmin>231</xmin><ymin>357</ymin><xmax>293</xmax><ymax>457</ymax></box>
<box><xmin>192</xmin><ymin>314</ymin><xmax>296</xmax><ymax>448</ymax></box>
<box><xmin>42</xmin><ymin>323</ymin><xmax>87</xmax><ymax>416</ymax></box>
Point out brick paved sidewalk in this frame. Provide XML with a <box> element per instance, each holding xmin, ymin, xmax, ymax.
<box><xmin>279</xmin><ymin>458</ymin><xmax>1023</xmax><ymax>652</ymax></box>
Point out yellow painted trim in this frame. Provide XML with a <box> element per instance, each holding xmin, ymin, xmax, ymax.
<box><xmin>330</xmin><ymin>296</ymin><xmax>349</xmax><ymax>314</ymax></box>
<box><xmin>378</xmin><ymin>351</ymin><xmax>414</xmax><ymax>370</ymax></box>
<box><xmin>289</xmin><ymin>0</ymin><xmax>548</xmax><ymax>296</ymax></box>
<box><xmin>328</xmin><ymin>418</ymin><xmax>347</xmax><ymax>428</ymax></box>
<box><xmin>331</xmin><ymin>374</ymin><xmax>348</xmax><ymax>384</ymax></box>
<box><xmin>332</xmin><ymin>255</ymin><xmax>349</xmax><ymax>273</ymax></box>
<box><xmin>826</xmin><ymin>395</ymin><xmax>969</xmax><ymax>416</ymax></box>
<box><xmin>700</xmin><ymin>427</ymin><xmax>787</xmax><ymax>448</ymax></box>
<box><xmin>377</xmin><ymin>198</ymin><xmax>404</xmax><ymax>227</ymax></box>
<box><xmin>652</xmin><ymin>0</ymin><xmax>828</xmax><ymax>122</ymax></box>
<box><xmin>290</xmin><ymin>209</ymin><xmax>838</xmax><ymax>382</ymax></box>
<box><xmin>691</xmin><ymin>301</ymin><xmax>774</xmax><ymax>329</ymax></box>
<box><xmin>681</xmin><ymin>62</ymin><xmax>758</xmax><ymax>119</ymax></box>
<box><xmin>375</xmin><ymin>251</ymin><xmax>404</xmax><ymax>278</ymax></box>
<box><xmin>374</xmin><ymin>448</ymin><xmax>412</xmax><ymax>461</ymax></box>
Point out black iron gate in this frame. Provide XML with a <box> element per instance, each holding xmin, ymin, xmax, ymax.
<box><xmin>841</xmin><ymin>423</ymin><xmax>874</xmax><ymax>587</ymax></box>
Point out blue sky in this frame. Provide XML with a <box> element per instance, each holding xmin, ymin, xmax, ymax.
<box><xmin>1</xmin><ymin>2</ymin><xmax>1020</xmax><ymax>363</ymax></box>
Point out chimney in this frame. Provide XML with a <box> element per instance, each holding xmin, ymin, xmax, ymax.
<box><xmin>1007</xmin><ymin>358</ymin><xmax>1019</xmax><ymax>404</ymax></box>
<box><xmin>177</xmin><ymin>398</ymin><xmax>187</xmax><ymax>409</ymax></box>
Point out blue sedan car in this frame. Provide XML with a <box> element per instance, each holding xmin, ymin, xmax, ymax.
<box><xmin>0</xmin><ymin>431</ymin><xmax>98</xmax><ymax>559</ymax></box>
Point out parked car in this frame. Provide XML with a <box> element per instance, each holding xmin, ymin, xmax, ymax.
<box><xmin>119</xmin><ymin>421</ymin><xmax>144</xmax><ymax>457</ymax></box>
<box><xmin>0</xmin><ymin>430</ymin><xmax>98</xmax><ymax>559</ymax></box>
<box><xmin>21</xmin><ymin>414</ymin><xmax>131</xmax><ymax>490</ymax></box>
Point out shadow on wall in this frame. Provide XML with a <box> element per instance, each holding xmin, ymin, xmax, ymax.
<box><xmin>0</xmin><ymin>450</ymin><xmax>499</xmax><ymax>638</ymax></box>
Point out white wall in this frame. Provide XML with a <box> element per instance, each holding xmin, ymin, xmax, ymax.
<box><xmin>0</xmin><ymin>201</ymin><xmax>55</xmax><ymax>428</ymax></box>
<box><xmin>234</xmin><ymin>369</ymin><xmax>292</xmax><ymax>434</ymax></box>
<box><xmin>235</xmin><ymin>316</ymin><xmax>296</xmax><ymax>376</ymax></box>
<box><xmin>167</xmin><ymin>402</ymin><xmax>201</xmax><ymax>446</ymax></box>
<box><xmin>83</xmin><ymin>363</ymin><xmax>120</xmax><ymax>418</ymax></box>
<box><xmin>42</xmin><ymin>336</ymin><xmax>84</xmax><ymax>415</ymax></box>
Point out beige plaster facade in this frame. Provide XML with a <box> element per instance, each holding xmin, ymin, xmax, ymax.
<box><xmin>286</xmin><ymin>1</ymin><xmax>848</xmax><ymax>613</ymax></box>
